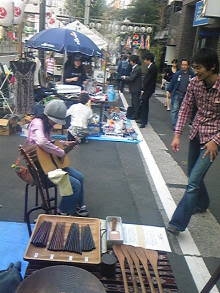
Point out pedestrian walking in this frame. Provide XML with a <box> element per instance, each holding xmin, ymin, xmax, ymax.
<box><xmin>167</xmin><ymin>59</ymin><xmax>194</xmax><ymax>129</ymax></box>
<box><xmin>161</xmin><ymin>59</ymin><xmax>178</xmax><ymax>110</ymax></box>
<box><xmin>117</xmin><ymin>55</ymin><xmax>132</xmax><ymax>93</ymax></box>
<box><xmin>139</xmin><ymin>52</ymin><xmax>158</xmax><ymax>128</ymax></box>
<box><xmin>121</xmin><ymin>55</ymin><xmax>142</xmax><ymax>120</ymax></box>
<box><xmin>167</xmin><ymin>48</ymin><xmax>220</xmax><ymax>235</ymax></box>
<box><xmin>45</xmin><ymin>52</ymin><xmax>55</xmax><ymax>81</ymax></box>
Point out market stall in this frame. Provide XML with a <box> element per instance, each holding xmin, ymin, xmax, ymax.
<box><xmin>1</xmin><ymin>214</ymin><xmax>180</xmax><ymax>293</ymax></box>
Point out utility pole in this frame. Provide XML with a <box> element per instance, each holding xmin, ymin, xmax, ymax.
<box><xmin>39</xmin><ymin>0</ymin><xmax>46</xmax><ymax>69</ymax></box>
<box><xmin>84</xmin><ymin>0</ymin><xmax>91</xmax><ymax>26</ymax></box>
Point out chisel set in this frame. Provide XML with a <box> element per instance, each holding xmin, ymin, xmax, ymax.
<box><xmin>31</xmin><ymin>221</ymin><xmax>96</xmax><ymax>254</ymax></box>
<box><xmin>113</xmin><ymin>244</ymin><xmax>164</xmax><ymax>293</ymax></box>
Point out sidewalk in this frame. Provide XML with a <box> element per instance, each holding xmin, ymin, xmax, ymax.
<box><xmin>122</xmin><ymin>88</ymin><xmax>220</xmax><ymax>292</ymax></box>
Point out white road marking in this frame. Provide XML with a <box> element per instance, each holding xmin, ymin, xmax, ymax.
<box><xmin>120</xmin><ymin>92</ymin><xmax>219</xmax><ymax>293</ymax></box>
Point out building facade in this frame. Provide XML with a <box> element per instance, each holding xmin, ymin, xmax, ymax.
<box><xmin>163</xmin><ymin>0</ymin><xmax>220</xmax><ymax>64</ymax></box>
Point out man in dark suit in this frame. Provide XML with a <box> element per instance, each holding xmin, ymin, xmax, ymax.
<box><xmin>122</xmin><ymin>55</ymin><xmax>142</xmax><ymax>120</ymax></box>
<box><xmin>139</xmin><ymin>53</ymin><xmax>158</xmax><ymax>128</ymax></box>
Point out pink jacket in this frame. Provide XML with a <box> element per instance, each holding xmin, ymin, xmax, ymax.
<box><xmin>27</xmin><ymin>118</ymin><xmax>65</xmax><ymax>157</ymax></box>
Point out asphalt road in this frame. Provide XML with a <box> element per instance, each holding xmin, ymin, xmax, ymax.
<box><xmin>0</xmin><ymin>88</ymin><xmax>219</xmax><ymax>292</ymax></box>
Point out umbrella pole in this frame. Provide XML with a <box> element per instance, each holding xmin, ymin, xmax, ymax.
<box><xmin>17</xmin><ymin>22</ymin><xmax>24</xmax><ymax>58</ymax></box>
<box><xmin>103</xmin><ymin>58</ymin><xmax>107</xmax><ymax>92</ymax></box>
<box><xmin>62</xmin><ymin>51</ymin><xmax>67</xmax><ymax>83</ymax></box>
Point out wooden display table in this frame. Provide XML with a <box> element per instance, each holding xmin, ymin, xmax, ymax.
<box><xmin>25</xmin><ymin>251</ymin><xmax>179</xmax><ymax>292</ymax></box>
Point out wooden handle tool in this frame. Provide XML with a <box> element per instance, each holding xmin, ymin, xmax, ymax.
<box><xmin>121</xmin><ymin>245</ymin><xmax>138</xmax><ymax>293</ymax></box>
<box><xmin>113</xmin><ymin>245</ymin><xmax>129</xmax><ymax>293</ymax></box>
<box><xmin>135</xmin><ymin>247</ymin><xmax>156</xmax><ymax>293</ymax></box>
<box><xmin>126</xmin><ymin>245</ymin><xmax>146</xmax><ymax>293</ymax></box>
<box><xmin>144</xmin><ymin>249</ymin><xmax>164</xmax><ymax>293</ymax></box>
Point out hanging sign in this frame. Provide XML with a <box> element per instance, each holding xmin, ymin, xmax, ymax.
<box><xmin>0</xmin><ymin>0</ymin><xmax>14</xmax><ymax>27</ymax></box>
<box><xmin>193</xmin><ymin>0</ymin><xmax>209</xmax><ymax>26</ymax></box>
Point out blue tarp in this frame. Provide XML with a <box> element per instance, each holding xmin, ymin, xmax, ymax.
<box><xmin>0</xmin><ymin>221</ymin><xmax>33</xmax><ymax>277</ymax></box>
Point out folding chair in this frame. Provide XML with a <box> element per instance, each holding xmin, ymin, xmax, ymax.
<box><xmin>0</xmin><ymin>63</ymin><xmax>13</xmax><ymax>114</ymax></box>
<box><xmin>19</xmin><ymin>145</ymin><xmax>58</xmax><ymax>236</ymax></box>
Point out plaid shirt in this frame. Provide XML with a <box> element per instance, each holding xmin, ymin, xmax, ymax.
<box><xmin>175</xmin><ymin>75</ymin><xmax>220</xmax><ymax>145</ymax></box>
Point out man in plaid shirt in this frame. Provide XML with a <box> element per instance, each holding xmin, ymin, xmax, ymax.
<box><xmin>167</xmin><ymin>48</ymin><xmax>220</xmax><ymax>235</ymax></box>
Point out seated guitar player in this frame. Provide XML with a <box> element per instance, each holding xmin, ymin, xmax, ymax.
<box><xmin>26</xmin><ymin>99</ymin><xmax>89</xmax><ymax>217</ymax></box>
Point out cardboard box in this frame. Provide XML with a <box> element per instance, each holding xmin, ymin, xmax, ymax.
<box><xmin>0</xmin><ymin>118</ymin><xmax>16</xmax><ymax>135</ymax></box>
<box><xmin>17</xmin><ymin>115</ymin><xmax>33</xmax><ymax>126</ymax></box>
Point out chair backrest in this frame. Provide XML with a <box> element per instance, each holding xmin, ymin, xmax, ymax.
<box><xmin>18</xmin><ymin>145</ymin><xmax>49</xmax><ymax>209</ymax></box>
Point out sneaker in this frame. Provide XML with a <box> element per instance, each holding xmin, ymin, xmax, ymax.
<box><xmin>57</xmin><ymin>209</ymin><xmax>69</xmax><ymax>216</ymax></box>
<box><xmin>192</xmin><ymin>207</ymin><xmax>207</xmax><ymax>215</ymax></box>
<box><xmin>167</xmin><ymin>224</ymin><xmax>181</xmax><ymax>235</ymax></box>
<box><xmin>75</xmin><ymin>205</ymin><xmax>89</xmax><ymax>217</ymax></box>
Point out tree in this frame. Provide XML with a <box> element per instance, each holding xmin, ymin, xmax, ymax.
<box><xmin>107</xmin><ymin>0</ymin><xmax>161</xmax><ymax>26</ymax></box>
<box><xmin>90</xmin><ymin>0</ymin><xmax>106</xmax><ymax>19</ymax></box>
<box><xmin>65</xmin><ymin>0</ymin><xmax>106</xmax><ymax>20</ymax></box>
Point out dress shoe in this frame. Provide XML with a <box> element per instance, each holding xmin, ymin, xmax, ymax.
<box><xmin>192</xmin><ymin>207</ymin><xmax>207</xmax><ymax>215</ymax></box>
<box><xmin>139</xmin><ymin>124</ymin><xmax>146</xmax><ymax>128</ymax></box>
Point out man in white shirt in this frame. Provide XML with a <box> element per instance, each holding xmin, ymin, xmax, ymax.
<box><xmin>66</xmin><ymin>93</ymin><xmax>93</xmax><ymax>142</ymax></box>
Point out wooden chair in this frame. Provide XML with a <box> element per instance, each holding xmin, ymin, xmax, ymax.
<box><xmin>19</xmin><ymin>145</ymin><xmax>58</xmax><ymax>236</ymax></box>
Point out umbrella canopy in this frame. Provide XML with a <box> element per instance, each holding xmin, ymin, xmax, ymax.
<box><xmin>25</xmin><ymin>28</ymin><xmax>102</xmax><ymax>57</ymax></box>
<box><xmin>65</xmin><ymin>20</ymin><xmax>108</xmax><ymax>50</ymax></box>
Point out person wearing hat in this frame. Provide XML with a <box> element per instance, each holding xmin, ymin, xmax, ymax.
<box><xmin>63</xmin><ymin>55</ymin><xmax>88</xmax><ymax>88</ymax></box>
<box><xmin>26</xmin><ymin>99</ymin><xmax>89</xmax><ymax>216</ymax></box>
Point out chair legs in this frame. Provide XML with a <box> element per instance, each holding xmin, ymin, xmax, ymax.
<box><xmin>24</xmin><ymin>184</ymin><xmax>58</xmax><ymax>235</ymax></box>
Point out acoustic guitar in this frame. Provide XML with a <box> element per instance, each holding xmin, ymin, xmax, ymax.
<box><xmin>36</xmin><ymin>140</ymin><xmax>76</xmax><ymax>174</ymax></box>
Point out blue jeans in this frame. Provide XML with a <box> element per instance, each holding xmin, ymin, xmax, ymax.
<box><xmin>59</xmin><ymin>167</ymin><xmax>84</xmax><ymax>214</ymax></box>
<box><xmin>171</xmin><ymin>94</ymin><xmax>184</xmax><ymax>128</ymax></box>
<box><xmin>169</xmin><ymin>136</ymin><xmax>218</xmax><ymax>231</ymax></box>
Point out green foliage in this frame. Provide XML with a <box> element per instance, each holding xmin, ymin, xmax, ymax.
<box><xmin>110</xmin><ymin>0</ymin><xmax>160</xmax><ymax>25</ymax></box>
<box><xmin>65</xmin><ymin>0</ymin><xmax>106</xmax><ymax>19</ymax></box>
<box><xmin>150</xmin><ymin>44</ymin><xmax>163</xmax><ymax>69</ymax></box>
<box><xmin>90</xmin><ymin>0</ymin><xmax>106</xmax><ymax>18</ymax></box>
<box><xmin>65</xmin><ymin>0</ymin><xmax>85</xmax><ymax>18</ymax></box>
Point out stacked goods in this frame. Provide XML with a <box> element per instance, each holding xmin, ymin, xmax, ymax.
<box><xmin>31</xmin><ymin>221</ymin><xmax>52</xmax><ymax>248</ymax></box>
<box><xmin>64</xmin><ymin>223</ymin><xmax>82</xmax><ymax>254</ymax></box>
<box><xmin>48</xmin><ymin>223</ymin><xmax>65</xmax><ymax>251</ymax></box>
<box><xmin>81</xmin><ymin>224</ymin><xmax>96</xmax><ymax>252</ymax></box>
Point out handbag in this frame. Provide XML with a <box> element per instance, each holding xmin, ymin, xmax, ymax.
<box><xmin>11</xmin><ymin>157</ymin><xmax>34</xmax><ymax>185</ymax></box>
<box><xmin>0</xmin><ymin>262</ymin><xmax>23</xmax><ymax>293</ymax></box>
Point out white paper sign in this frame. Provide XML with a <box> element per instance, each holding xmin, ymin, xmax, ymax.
<box><xmin>123</xmin><ymin>224</ymin><xmax>171</xmax><ymax>252</ymax></box>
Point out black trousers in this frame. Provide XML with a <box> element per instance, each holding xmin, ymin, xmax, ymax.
<box><xmin>131</xmin><ymin>91</ymin><xmax>141</xmax><ymax>119</ymax></box>
<box><xmin>139</xmin><ymin>91</ymin><xmax>153</xmax><ymax>124</ymax></box>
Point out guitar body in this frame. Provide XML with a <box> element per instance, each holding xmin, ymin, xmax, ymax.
<box><xmin>36</xmin><ymin>141</ymin><xmax>70</xmax><ymax>174</ymax></box>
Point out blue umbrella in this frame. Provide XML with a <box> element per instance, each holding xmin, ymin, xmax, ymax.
<box><xmin>25</xmin><ymin>28</ymin><xmax>102</xmax><ymax>57</ymax></box>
